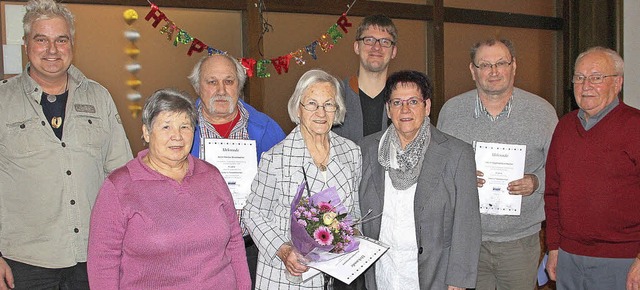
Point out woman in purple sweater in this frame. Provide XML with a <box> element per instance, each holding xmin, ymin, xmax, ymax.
<box><xmin>87</xmin><ymin>89</ymin><xmax>251</xmax><ymax>289</ymax></box>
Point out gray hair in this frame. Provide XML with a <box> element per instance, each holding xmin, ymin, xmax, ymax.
<box><xmin>575</xmin><ymin>46</ymin><xmax>624</xmax><ymax>76</ymax></box>
<box><xmin>142</xmin><ymin>89</ymin><xmax>197</xmax><ymax>133</ymax></box>
<box><xmin>23</xmin><ymin>0</ymin><xmax>75</xmax><ymax>44</ymax></box>
<box><xmin>355</xmin><ymin>14</ymin><xmax>398</xmax><ymax>43</ymax></box>
<box><xmin>470</xmin><ymin>38</ymin><xmax>516</xmax><ymax>63</ymax></box>
<box><xmin>187</xmin><ymin>54</ymin><xmax>247</xmax><ymax>96</ymax></box>
<box><xmin>287</xmin><ymin>69</ymin><xmax>345</xmax><ymax>125</ymax></box>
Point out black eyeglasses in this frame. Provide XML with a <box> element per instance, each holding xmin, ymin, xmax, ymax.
<box><xmin>356</xmin><ymin>37</ymin><xmax>396</xmax><ymax>48</ymax></box>
<box><xmin>472</xmin><ymin>60</ymin><xmax>513</xmax><ymax>71</ymax></box>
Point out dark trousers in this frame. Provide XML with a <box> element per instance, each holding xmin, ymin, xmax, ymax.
<box><xmin>327</xmin><ymin>274</ymin><xmax>366</xmax><ymax>290</ymax></box>
<box><xmin>244</xmin><ymin>235</ymin><xmax>258</xmax><ymax>289</ymax></box>
<box><xmin>4</xmin><ymin>259</ymin><xmax>89</xmax><ymax>290</ymax></box>
<box><xmin>244</xmin><ymin>235</ymin><xmax>365</xmax><ymax>290</ymax></box>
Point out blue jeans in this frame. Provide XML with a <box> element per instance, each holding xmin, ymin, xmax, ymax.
<box><xmin>4</xmin><ymin>259</ymin><xmax>89</xmax><ymax>290</ymax></box>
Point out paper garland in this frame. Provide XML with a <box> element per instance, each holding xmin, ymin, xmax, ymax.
<box><xmin>123</xmin><ymin>9</ymin><xmax>142</xmax><ymax>118</ymax></box>
<box><xmin>144</xmin><ymin>2</ymin><xmax>353</xmax><ymax>78</ymax></box>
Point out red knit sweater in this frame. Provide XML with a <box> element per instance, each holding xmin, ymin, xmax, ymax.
<box><xmin>545</xmin><ymin>102</ymin><xmax>640</xmax><ymax>258</ymax></box>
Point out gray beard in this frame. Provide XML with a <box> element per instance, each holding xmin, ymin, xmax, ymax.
<box><xmin>206</xmin><ymin>95</ymin><xmax>235</xmax><ymax>115</ymax></box>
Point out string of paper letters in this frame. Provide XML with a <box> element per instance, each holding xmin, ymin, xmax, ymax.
<box><xmin>143</xmin><ymin>1</ymin><xmax>355</xmax><ymax>78</ymax></box>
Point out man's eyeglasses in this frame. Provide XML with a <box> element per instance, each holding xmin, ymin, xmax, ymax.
<box><xmin>472</xmin><ymin>60</ymin><xmax>513</xmax><ymax>71</ymax></box>
<box><xmin>572</xmin><ymin>74</ymin><xmax>618</xmax><ymax>84</ymax></box>
<box><xmin>387</xmin><ymin>98</ymin><xmax>425</xmax><ymax>108</ymax></box>
<box><xmin>356</xmin><ymin>37</ymin><xmax>396</xmax><ymax>48</ymax></box>
<box><xmin>300</xmin><ymin>101</ymin><xmax>338</xmax><ymax>112</ymax></box>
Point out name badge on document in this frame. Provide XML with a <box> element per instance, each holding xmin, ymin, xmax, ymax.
<box><xmin>204</xmin><ymin>139</ymin><xmax>257</xmax><ymax>209</ymax></box>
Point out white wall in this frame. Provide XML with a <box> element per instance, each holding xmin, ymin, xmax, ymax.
<box><xmin>624</xmin><ymin>0</ymin><xmax>640</xmax><ymax>109</ymax></box>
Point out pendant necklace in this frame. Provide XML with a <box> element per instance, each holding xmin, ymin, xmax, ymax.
<box><xmin>317</xmin><ymin>150</ymin><xmax>329</xmax><ymax>172</ymax></box>
<box><xmin>51</xmin><ymin>116</ymin><xmax>63</xmax><ymax>129</ymax></box>
<box><xmin>46</xmin><ymin>93</ymin><xmax>57</xmax><ymax>103</ymax></box>
<box><xmin>46</xmin><ymin>76</ymin><xmax>68</xmax><ymax>103</ymax></box>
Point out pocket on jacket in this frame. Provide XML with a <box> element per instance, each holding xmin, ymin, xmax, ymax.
<box><xmin>5</xmin><ymin>117</ymin><xmax>47</xmax><ymax>155</ymax></box>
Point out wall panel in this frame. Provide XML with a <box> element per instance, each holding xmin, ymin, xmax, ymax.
<box><xmin>444</xmin><ymin>22</ymin><xmax>559</xmax><ymax>105</ymax></box>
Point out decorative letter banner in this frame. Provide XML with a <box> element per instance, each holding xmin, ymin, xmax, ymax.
<box><xmin>144</xmin><ymin>4</ymin><xmax>166</xmax><ymax>28</ymax></box>
<box><xmin>143</xmin><ymin>1</ymin><xmax>354</xmax><ymax>78</ymax></box>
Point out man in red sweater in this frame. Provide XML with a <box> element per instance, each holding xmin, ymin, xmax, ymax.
<box><xmin>545</xmin><ymin>46</ymin><xmax>640</xmax><ymax>289</ymax></box>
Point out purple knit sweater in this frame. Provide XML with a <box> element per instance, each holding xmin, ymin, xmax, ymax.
<box><xmin>88</xmin><ymin>149</ymin><xmax>251</xmax><ymax>289</ymax></box>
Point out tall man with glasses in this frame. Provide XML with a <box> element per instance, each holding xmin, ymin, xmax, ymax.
<box><xmin>545</xmin><ymin>47</ymin><xmax>640</xmax><ymax>290</ymax></box>
<box><xmin>437</xmin><ymin>38</ymin><xmax>558</xmax><ymax>290</ymax></box>
<box><xmin>332</xmin><ymin>14</ymin><xmax>397</xmax><ymax>143</ymax></box>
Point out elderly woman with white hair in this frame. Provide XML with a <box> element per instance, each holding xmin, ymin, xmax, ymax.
<box><xmin>244</xmin><ymin>69</ymin><xmax>362</xmax><ymax>289</ymax></box>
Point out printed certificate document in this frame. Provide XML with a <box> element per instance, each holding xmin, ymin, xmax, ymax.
<box><xmin>204</xmin><ymin>139</ymin><xmax>257</xmax><ymax>209</ymax></box>
<box><xmin>302</xmin><ymin>236</ymin><xmax>389</xmax><ymax>284</ymax></box>
<box><xmin>474</xmin><ymin>141</ymin><xmax>526</xmax><ymax>215</ymax></box>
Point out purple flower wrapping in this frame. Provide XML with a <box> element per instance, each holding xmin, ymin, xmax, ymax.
<box><xmin>290</xmin><ymin>181</ymin><xmax>359</xmax><ymax>261</ymax></box>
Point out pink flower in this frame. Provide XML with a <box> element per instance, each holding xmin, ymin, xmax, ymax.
<box><xmin>317</xmin><ymin>202</ymin><xmax>334</xmax><ymax>212</ymax></box>
<box><xmin>313</xmin><ymin>226</ymin><xmax>334</xmax><ymax>246</ymax></box>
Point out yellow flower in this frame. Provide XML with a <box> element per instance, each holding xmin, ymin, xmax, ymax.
<box><xmin>323</xmin><ymin>212</ymin><xmax>337</xmax><ymax>225</ymax></box>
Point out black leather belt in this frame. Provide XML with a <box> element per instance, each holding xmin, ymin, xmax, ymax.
<box><xmin>243</xmin><ymin>235</ymin><xmax>255</xmax><ymax>248</ymax></box>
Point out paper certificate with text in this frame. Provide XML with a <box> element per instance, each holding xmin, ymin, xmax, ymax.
<box><xmin>302</xmin><ymin>236</ymin><xmax>389</xmax><ymax>284</ymax></box>
<box><xmin>203</xmin><ymin>139</ymin><xmax>257</xmax><ymax>209</ymax></box>
<box><xmin>474</xmin><ymin>141</ymin><xmax>526</xmax><ymax>216</ymax></box>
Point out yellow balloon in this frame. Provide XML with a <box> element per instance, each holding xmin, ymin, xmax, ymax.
<box><xmin>128</xmin><ymin>104</ymin><xmax>142</xmax><ymax>118</ymax></box>
<box><xmin>124</xmin><ymin>47</ymin><xmax>140</xmax><ymax>57</ymax></box>
<box><xmin>123</xmin><ymin>9</ymin><xmax>138</xmax><ymax>25</ymax></box>
<box><xmin>126</xmin><ymin>78</ymin><xmax>142</xmax><ymax>89</ymax></box>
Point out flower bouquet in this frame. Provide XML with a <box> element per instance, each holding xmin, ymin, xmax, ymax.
<box><xmin>287</xmin><ymin>181</ymin><xmax>359</xmax><ymax>281</ymax></box>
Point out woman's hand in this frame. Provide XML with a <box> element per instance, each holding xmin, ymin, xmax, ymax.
<box><xmin>277</xmin><ymin>243</ymin><xmax>309</xmax><ymax>276</ymax></box>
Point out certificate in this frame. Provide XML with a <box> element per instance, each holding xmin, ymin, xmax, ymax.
<box><xmin>474</xmin><ymin>141</ymin><xmax>526</xmax><ymax>216</ymax></box>
<box><xmin>302</xmin><ymin>236</ymin><xmax>389</xmax><ymax>284</ymax></box>
<box><xmin>203</xmin><ymin>139</ymin><xmax>257</xmax><ymax>209</ymax></box>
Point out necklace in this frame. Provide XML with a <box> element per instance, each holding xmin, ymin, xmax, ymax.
<box><xmin>46</xmin><ymin>75</ymin><xmax>69</xmax><ymax>103</ymax></box>
<box><xmin>51</xmin><ymin>116</ymin><xmax>63</xmax><ymax>129</ymax></box>
<box><xmin>211</xmin><ymin>111</ymin><xmax>239</xmax><ymax>138</ymax></box>
<box><xmin>221</xmin><ymin>120</ymin><xmax>235</xmax><ymax>138</ymax></box>
<box><xmin>315</xmin><ymin>149</ymin><xmax>330</xmax><ymax>172</ymax></box>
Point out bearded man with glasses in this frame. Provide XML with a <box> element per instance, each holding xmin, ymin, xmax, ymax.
<box><xmin>437</xmin><ymin>38</ymin><xmax>558</xmax><ymax>290</ymax></box>
<box><xmin>332</xmin><ymin>14</ymin><xmax>398</xmax><ymax>143</ymax></box>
